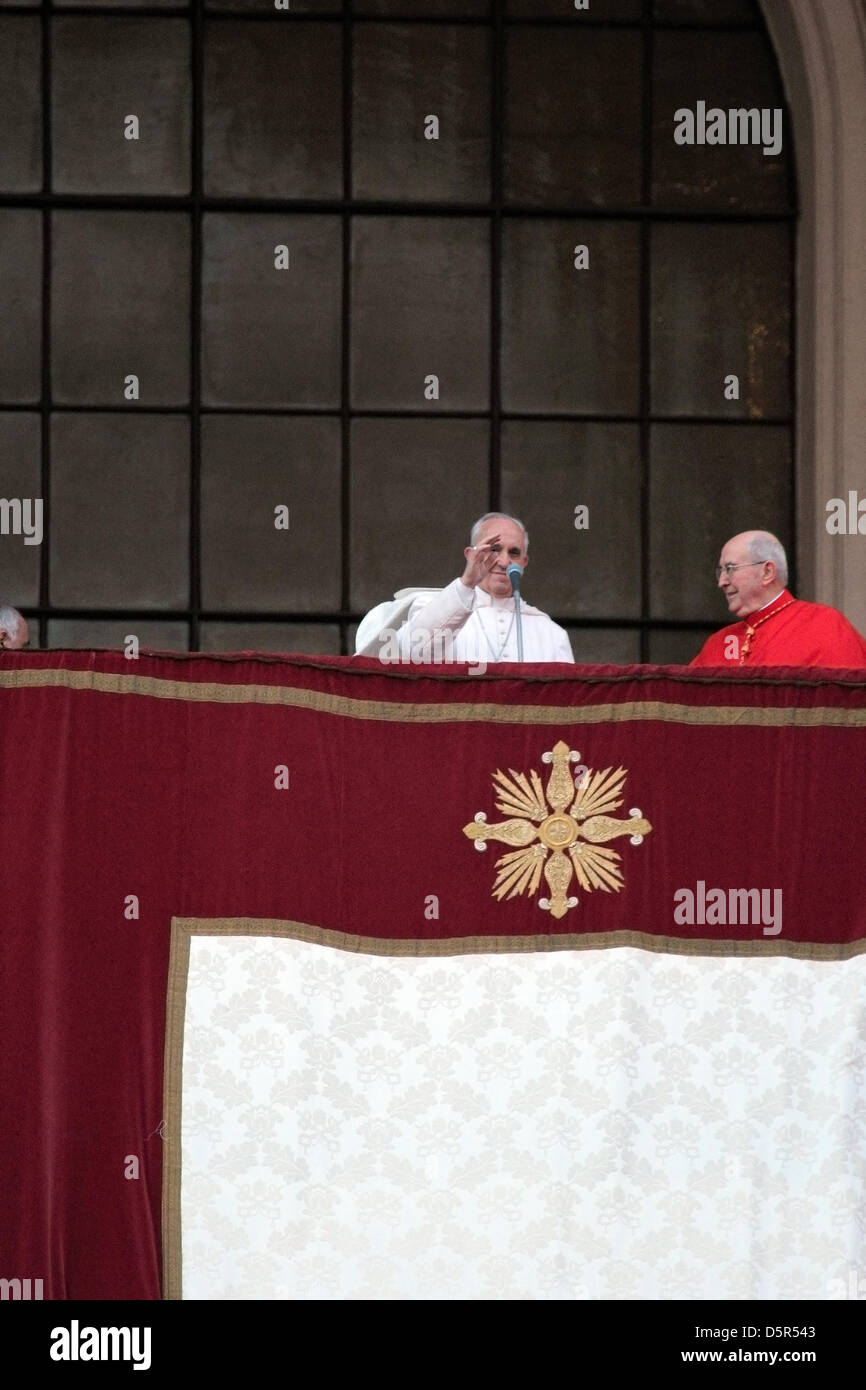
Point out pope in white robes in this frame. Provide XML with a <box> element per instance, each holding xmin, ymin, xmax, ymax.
<box><xmin>355</xmin><ymin>513</ymin><xmax>574</xmax><ymax>666</ymax></box>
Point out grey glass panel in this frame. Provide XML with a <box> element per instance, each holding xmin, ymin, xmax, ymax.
<box><xmin>351</xmin><ymin>217</ymin><xmax>489</xmax><ymax>409</ymax></box>
<box><xmin>356</xmin><ymin>1</ymin><xmax>487</xmax><ymax>14</ymax></box>
<box><xmin>651</xmin><ymin>222</ymin><xmax>791</xmax><ymax>419</ymax></box>
<box><xmin>654</xmin><ymin>0</ymin><xmax>757</xmax><ymax>22</ymax></box>
<box><xmin>653</xmin><ymin>31</ymin><xmax>790</xmax><ymax>212</ymax></box>
<box><xmin>0</xmin><ymin>412</ymin><xmax>40</xmax><ymax>607</ymax></box>
<box><xmin>204</xmin><ymin>21</ymin><xmax>342</xmax><ymax>198</ymax></box>
<box><xmin>509</xmin><ymin>0</ymin><xmax>640</xmax><ymax>17</ymax></box>
<box><xmin>649</xmin><ymin>423</ymin><xmax>791</xmax><ymax>621</ymax></box>
<box><xmin>0</xmin><ymin>17</ymin><xmax>41</xmax><ymax>192</ymax></box>
<box><xmin>52</xmin><ymin>212</ymin><xmax>190</xmax><ymax>406</ymax></box>
<box><xmin>48</xmin><ymin>620</ymin><xmax>189</xmax><ymax>649</ymax></box>
<box><xmin>50</xmin><ymin>413</ymin><xmax>189</xmax><ymax>607</ymax></box>
<box><xmin>0</xmin><ymin>211</ymin><xmax>41</xmax><ymax>404</ymax></box>
<box><xmin>200</xmin><ymin>623</ymin><xmax>341</xmax><ymax>654</ymax></box>
<box><xmin>200</xmin><ymin>415</ymin><xmax>341</xmax><ymax>612</ymax></box>
<box><xmin>504</xmin><ymin>29</ymin><xmax>641</xmax><ymax>207</ymax></box>
<box><xmin>502</xmin><ymin>422</ymin><xmax>641</xmax><ymax>619</ymax></box>
<box><xmin>566</xmin><ymin>627</ymin><xmax>641</xmax><ymax>664</ymax></box>
<box><xmin>646</xmin><ymin>628</ymin><xmax>711</xmax><ymax>664</ymax></box>
<box><xmin>202</xmin><ymin>214</ymin><xmax>341</xmax><ymax>408</ymax></box>
<box><xmin>206</xmin><ymin>0</ymin><xmax>341</xmax><ymax>11</ymax></box>
<box><xmin>353</xmin><ymin>24</ymin><xmax>490</xmax><ymax>203</ymax></box>
<box><xmin>502</xmin><ymin>220</ymin><xmax>640</xmax><ymax>414</ymax></box>
<box><xmin>52</xmin><ymin>19</ymin><xmax>191</xmax><ymax>195</ymax></box>
<box><xmin>350</xmin><ymin>418</ymin><xmax>488</xmax><ymax>611</ymax></box>
<box><xmin>201</xmin><ymin>212</ymin><xmax>340</xmax><ymax>405</ymax></box>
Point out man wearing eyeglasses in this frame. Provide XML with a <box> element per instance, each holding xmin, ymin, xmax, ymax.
<box><xmin>0</xmin><ymin>605</ymin><xmax>29</xmax><ymax>650</ymax></box>
<box><xmin>355</xmin><ymin>512</ymin><xmax>574</xmax><ymax>666</ymax></box>
<box><xmin>690</xmin><ymin>530</ymin><xmax>866</xmax><ymax>667</ymax></box>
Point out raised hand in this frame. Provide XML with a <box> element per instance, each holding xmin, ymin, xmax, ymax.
<box><xmin>461</xmin><ymin>533</ymin><xmax>502</xmax><ymax>589</ymax></box>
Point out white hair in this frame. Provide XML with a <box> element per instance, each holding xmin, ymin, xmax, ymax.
<box><xmin>0</xmin><ymin>605</ymin><xmax>24</xmax><ymax>640</ymax></box>
<box><xmin>747</xmin><ymin>532</ymin><xmax>788</xmax><ymax>586</ymax></box>
<box><xmin>469</xmin><ymin>512</ymin><xmax>529</xmax><ymax>553</ymax></box>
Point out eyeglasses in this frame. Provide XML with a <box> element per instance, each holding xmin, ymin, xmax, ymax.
<box><xmin>714</xmin><ymin>560</ymin><xmax>768</xmax><ymax>581</ymax></box>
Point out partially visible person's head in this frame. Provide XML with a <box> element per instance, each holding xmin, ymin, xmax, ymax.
<box><xmin>0</xmin><ymin>605</ymin><xmax>29</xmax><ymax>649</ymax></box>
<box><xmin>467</xmin><ymin>513</ymin><xmax>529</xmax><ymax>598</ymax></box>
<box><xmin>715</xmin><ymin>531</ymin><xmax>787</xmax><ymax>619</ymax></box>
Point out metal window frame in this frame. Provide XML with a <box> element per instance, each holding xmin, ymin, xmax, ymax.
<box><xmin>0</xmin><ymin>0</ymin><xmax>795</xmax><ymax>657</ymax></box>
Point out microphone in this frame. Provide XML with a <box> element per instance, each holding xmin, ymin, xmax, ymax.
<box><xmin>506</xmin><ymin>564</ymin><xmax>525</xmax><ymax>660</ymax></box>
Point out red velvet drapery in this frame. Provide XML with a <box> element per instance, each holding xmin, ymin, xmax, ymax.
<box><xmin>1</xmin><ymin>651</ymin><xmax>863</xmax><ymax>1299</ymax></box>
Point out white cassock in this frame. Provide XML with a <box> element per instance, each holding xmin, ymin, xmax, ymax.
<box><xmin>355</xmin><ymin>577</ymin><xmax>575</xmax><ymax>664</ymax></box>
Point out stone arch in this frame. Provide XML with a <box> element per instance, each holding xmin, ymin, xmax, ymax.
<box><xmin>761</xmin><ymin>0</ymin><xmax>866</xmax><ymax>628</ymax></box>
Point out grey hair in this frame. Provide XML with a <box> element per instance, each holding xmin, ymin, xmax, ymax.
<box><xmin>747</xmin><ymin>532</ymin><xmax>788</xmax><ymax>586</ymax></box>
<box><xmin>470</xmin><ymin>512</ymin><xmax>529</xmax><ymax>553</ymax></box>
<box><xmin>0</xmin><ymin>604</ymin><xmax>24</xmax><ymax>639</ymax></box>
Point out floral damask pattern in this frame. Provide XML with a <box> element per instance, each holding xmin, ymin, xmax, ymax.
<box><xmin>181</xmin><ymin>938</ymin><xmax>866</xmax><ymax>1300</ymax></box>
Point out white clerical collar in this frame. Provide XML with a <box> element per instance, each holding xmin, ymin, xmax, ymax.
<box><xmin>755</xmin><ymin>591</ymin><xmax>785</xmax><ymax>613</ymax></box>
<box><xmin>474</xmin><ymin>587</ymin><xmax>514</xmax><ymax>610</ymax></box>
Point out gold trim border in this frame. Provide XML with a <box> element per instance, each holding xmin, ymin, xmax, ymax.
<box><xmin>3</xmin><ymin>666</ymin><xmax>866</xmax><ymax>728</ymax></box>
<box><xmin>162</xmin><ymin>914</ymin><xmax>194</xmax><ymax>1302</ymax></box>
<box><xmin>172</xmin><ymin>916</ymin><xmax>866</xmax><ymax>963</ymax></box>
<box><xmin>162</xmin><ymin>915</ymin><xmax>866</xmax><ymax>1300</ymax></box>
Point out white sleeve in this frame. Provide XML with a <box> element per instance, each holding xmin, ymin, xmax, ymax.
<box><xmin>355</xmin><ymin>599</ymin><xmax>405</xmax><ymax>655</ymax></box>
<box><xmin>398</xmin><ymin>578</ymin><xmax>476</xmax><ymax>657</ymax></box>
<box><xmin>554</xmin><ymin>625</ymin><xmax>576</xmax><ymax>663</ymax></box>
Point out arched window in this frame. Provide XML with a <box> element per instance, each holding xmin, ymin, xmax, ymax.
<box><xmin>0</xmin><ymin>0</ymin><xmax>795</xmax><ymax>662</ymax></box>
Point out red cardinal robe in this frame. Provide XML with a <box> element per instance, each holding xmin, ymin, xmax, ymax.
<box><xmin>690</xmin><ymin>589</ymin><xmax>866</xmax><ymax>668</ymax></box>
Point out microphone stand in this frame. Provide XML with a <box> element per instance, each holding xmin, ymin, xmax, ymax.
<box><xmin>507</xmin><ymin>564</ymin><xmax>524</xmax><ymax>661</ymax></box>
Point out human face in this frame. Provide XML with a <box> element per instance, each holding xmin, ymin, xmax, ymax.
<box><xmin>1</xmin><ymin>619</ymin><xmax>29</xmax><ymax>649</ymax></box>
<box><xmin>474</xmin><ymin>519</ymin><xmax>528</xmax><ymax>598</ymax></box>
<box><xmin>716</xmin><ymin>541</ymin><xmax>773</xmax><ymax>619</ymax></box>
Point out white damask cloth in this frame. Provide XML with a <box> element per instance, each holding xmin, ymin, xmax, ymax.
<box><xmin>179</xmin><ymin>935</ymin><xmax>866</xmax><ymax>1301</ymax></box>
